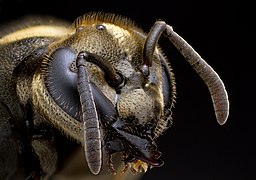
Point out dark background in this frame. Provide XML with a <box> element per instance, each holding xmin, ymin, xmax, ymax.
<box><xmin>0</xmin><ymin>0</ymin><xmax>253</xmax><ymax>180</ymax></box>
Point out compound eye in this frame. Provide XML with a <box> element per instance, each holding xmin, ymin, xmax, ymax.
<box><xmin>96</xmin><ymin>24</ymin><xmax>106</xmax><ymax>31</ymax></box>
<box><xmin>45</xmin><ymin>47</ymin><xmax>82</xmax><ymax>120</ymax></box>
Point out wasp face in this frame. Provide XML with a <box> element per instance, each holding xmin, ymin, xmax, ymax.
<box><xmin>31</xmin><ymin>12</ymin><xmax>173</xmax><ymax>174</ymax></box>
<box><xmin>71</xmin><ymin>15</ymin><xmax>170</xmax><ymax>172</ymax></box>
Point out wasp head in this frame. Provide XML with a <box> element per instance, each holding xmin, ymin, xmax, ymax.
<box><xmin>32</xmin><ymin>12</ymin><xmax>175</xmax><ymax>174</ymax></box>
<box><xmin>68</xmin><ymin>12</ymin><xmax>174</xmax><ymax>173</ymax></box>
<box><xmin>32</xmin><ymin>11</ymin><xmax>229</xmax><ymax>175</ymax></box>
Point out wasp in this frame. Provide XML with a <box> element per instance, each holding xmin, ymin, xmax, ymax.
<box><xmin>0</xmin><ymin>12</ymin><xmax>229</xmax><ymax>179</ymax></box>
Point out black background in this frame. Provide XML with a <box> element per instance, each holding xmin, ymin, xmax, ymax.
<box><xmin>0</xmin><ymin>0</ymin><xmax>253</xmax><ymax>180</ymax></box>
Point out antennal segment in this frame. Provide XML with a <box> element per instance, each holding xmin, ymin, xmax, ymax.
<box><xmin>143</xmin><ymin>21</ymin><xmax>229</xmax><ymax>125</ymax></box>
<box><xmin>76</xmin><ymin>52</ymin><xmax>102</xmax><ymax>175</ymax></box>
